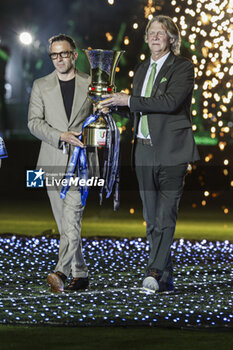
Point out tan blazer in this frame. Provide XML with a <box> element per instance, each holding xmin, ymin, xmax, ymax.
<box><xmin>28</xmin><ymin>70</ymin><xmax>97</xmax><ymax>173</ymax></box>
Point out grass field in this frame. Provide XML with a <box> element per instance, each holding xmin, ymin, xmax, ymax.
<box><xmin>1</xmin><ymin>196</ymin><xmax>233</xmax><ymax>349</ymax></box>
<box><xmin>0</xmin><ymin>197</ymin><xmax>233</xmax><ymax>241</ymax></box>
<box><xmin>1</xmin><ymin>325</ymin><xmax>233</xmax><ymax>350</ymax></box>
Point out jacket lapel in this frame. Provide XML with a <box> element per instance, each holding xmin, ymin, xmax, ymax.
<box><xmin>151</xmin><ymin>52</ymin><xmax>175</xmax><ymax>95</ymax></box>
<box><xmin>133</xmin><ymin>59</ymin><xmax>150</xmax><ymax>95</ymax></box>
<box><xmin>47</xmin><ymin>71</ymin><xmax>68</xmax><ymax>123</ymax></box>
<box><xmin>69</xmin><ymin>71</ymin><xmax>90</xmax><ymax>125</ymax></box>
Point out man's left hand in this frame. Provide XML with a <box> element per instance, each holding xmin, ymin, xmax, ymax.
<box><xmin>94</xmin><ymin>104</ymin><xmax>110</xmax><ymax>115</ymax></box>
<box><xmin>99</xmin><ymin>93</ymin><xmax>130</xmax><ymax>108</ymax></box>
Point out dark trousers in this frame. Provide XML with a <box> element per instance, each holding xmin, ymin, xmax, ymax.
<box><xmin>135</xmin><ymin>141</ymin><xmax>187</xmax><ymax>282</ymax></box>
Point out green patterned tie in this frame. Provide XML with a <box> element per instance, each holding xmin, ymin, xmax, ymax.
<box><xmin>141</xmin><ymin>62</ymin><xmax>157</xmax><ymax>137</ymax></box>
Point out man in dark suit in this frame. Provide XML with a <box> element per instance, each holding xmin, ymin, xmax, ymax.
<box><xmin>100</xmin><ymin>15</ymin><xmax>199</xmax><ymax>293</ymax></box>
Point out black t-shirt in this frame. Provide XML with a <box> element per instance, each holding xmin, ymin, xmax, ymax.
<box><xmin>59</xmin><ymin>77</ymin><xmax>75</xmax><ymax>121</ymax></box>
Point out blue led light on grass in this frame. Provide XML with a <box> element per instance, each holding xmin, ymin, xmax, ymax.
<box><xmin>0</xmin><ymin>236</ymin><xmax>233</xmax><ymax>328</ymax></box>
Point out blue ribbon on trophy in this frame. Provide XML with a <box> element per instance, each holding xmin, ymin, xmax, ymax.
<box><xmin>60</xmin><ymin>113</ymin><xmax>98</xmax><ymax>205</ymax></box>
<box><xmin>60</xmin><ymin>49</ymin><xmax>124</xmax><ymax>210</ymax></box>
<box><xmin>0</xmin><ymin>132</ymin><xmax>8</xmax><ymax>159</ymax></box>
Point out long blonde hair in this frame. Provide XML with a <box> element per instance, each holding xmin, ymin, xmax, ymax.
<box><xmin>145</xmin><ymin>15</ymin><xmax>181</xmax><ymax>55</ymax></box>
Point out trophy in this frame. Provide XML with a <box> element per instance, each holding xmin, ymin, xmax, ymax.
<box><xmin>61</xmin><ymin>49</ymin><xmax>124</xmax><ymax>209</ymax></box>
<box><xmin>83</xmin><ymin>49</ymin><xmax>124</xmax><ymax>147</ymax></box>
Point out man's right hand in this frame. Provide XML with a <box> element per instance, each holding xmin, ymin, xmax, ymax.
<box><xmin>60</xmin><ymin>131</ymin><xmax>84</xmax><ymax>148</ymax></box>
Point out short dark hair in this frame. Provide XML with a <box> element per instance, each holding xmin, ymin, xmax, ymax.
<box><xmin>48</xmin><ymin>34</ymin><xmax>76</xmax><ymax>51</ymax></box>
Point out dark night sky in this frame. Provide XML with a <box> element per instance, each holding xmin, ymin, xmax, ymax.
<box><xmin>0</xmin><ymin>0</ymin><xmax>148</xmax><ymax>47</ymax></box>
<box><xmin>0</xmin><ymin>0</ymin><xmax>160</xmax><ymax>97</ymax></box>
<box><xmin>0</xmin><ymin>0</ymin><xmax>157</xmax><ymax>133</ymax></box>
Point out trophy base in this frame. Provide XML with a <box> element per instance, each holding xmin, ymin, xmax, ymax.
<box><xmin>83</xmin><ymin>127</ymin><xmax>107</xmax><ymax>147</ymax></box>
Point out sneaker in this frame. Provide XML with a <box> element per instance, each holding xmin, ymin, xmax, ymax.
<box><xmin>142</xmin><ymin>274</ymin><xmax>174</xmax><ymax>293</ymax></box>
<box><xmin>142</xmin><ymin>276</ymin><xmax>159</xmax><ymax>292</ymax></box>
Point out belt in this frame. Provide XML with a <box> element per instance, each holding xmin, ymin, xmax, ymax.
<box><xmin>137</xmin><ymin>138</ymin><xmax>153</xmax><ymax>146</ymax></box>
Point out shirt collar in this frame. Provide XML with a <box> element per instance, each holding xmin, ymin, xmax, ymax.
<box><xmin>150</xmin><ymin>51</ymin><xmax>171</xmax><ymax>69</ymax></box>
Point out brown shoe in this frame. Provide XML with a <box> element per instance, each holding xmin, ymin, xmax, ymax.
<box><xmin>47</xmin><ymin>271</ymin><xmax>67</xmax><ymax>293</ymax></box>
<box><xmin>64</xmin><ymin>277</ymin><xmax>89</xmax><ymax>291</ymax></box>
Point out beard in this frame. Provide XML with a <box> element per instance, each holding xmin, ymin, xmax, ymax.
<box><xmin>55</xmin><ymin>58</ymin><xmax>75</xmax><ymax>75</ymax></box>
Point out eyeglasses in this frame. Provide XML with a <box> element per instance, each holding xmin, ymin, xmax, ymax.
<box><xmin>49</xmin><ymin>51</ymin><xmax>73</xmax><ymax>60</ymax></box>
<box><xmin>148</xmin><ymin>31</ymin><xmax>167</xmax><ymax>38</ymax></box>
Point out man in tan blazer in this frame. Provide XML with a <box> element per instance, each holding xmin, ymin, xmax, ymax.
<box><xmin>28</xmin><ymin>34</ymin><xmax>96</xmax><ymax>292</ymax></box>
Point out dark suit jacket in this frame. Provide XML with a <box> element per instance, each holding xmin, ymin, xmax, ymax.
<box><xmin>130</xmin><ymin>52</ymin><xmax>199</xmax><ymax>166</ymax></box>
